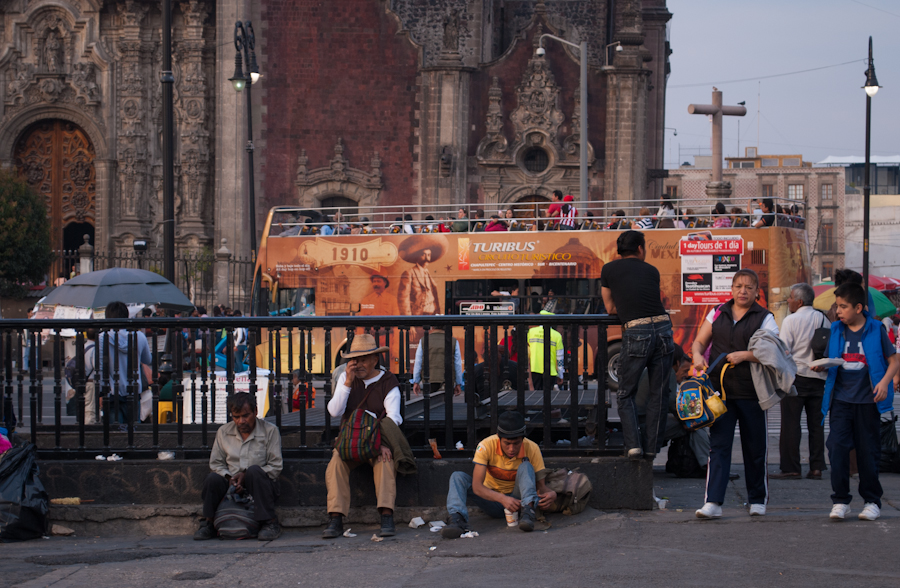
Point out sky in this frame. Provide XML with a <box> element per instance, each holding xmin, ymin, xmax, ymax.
<box><xmin>663</xmin><ymin>0</ymin><xmax>900</xmax><ymax>168</ymax></box>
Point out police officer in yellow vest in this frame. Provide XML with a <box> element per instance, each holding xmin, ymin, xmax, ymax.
<box><xmin>527</xmin><ymin>310</ymin><xmax>565</xmax><ymax>390</ymax></box>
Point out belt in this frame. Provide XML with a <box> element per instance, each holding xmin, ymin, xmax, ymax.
<box><xmin>623</xmin><ymin>314</ymin><xmax>670</xmax><ymax>329</ymax></box>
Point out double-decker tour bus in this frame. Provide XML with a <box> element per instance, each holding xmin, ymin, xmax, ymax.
<box><xmin>249</xmin><ymin>199</ymin><xmax>810</xmax><ymax>389</ymax></box>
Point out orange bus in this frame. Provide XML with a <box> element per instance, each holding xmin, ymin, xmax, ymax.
<box><xmin>250</xmin><ymin>201</ymin><xmax>810</xmax><ymax>388</ymax></box>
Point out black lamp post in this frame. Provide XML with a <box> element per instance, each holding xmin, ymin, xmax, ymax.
<box><xmin>862</xmin><ymin>36</ymin><xmax>880</xmax><ymax>290</ymax></box>
<box><xmin>229</xmin><ymin>21</ymin><xmax>261</xmax><ymax>260</ymax></box>
<box><xmin>161</xmin><ymin>0</ymin><xmax>175</xmax><ymax>282</ymax></box>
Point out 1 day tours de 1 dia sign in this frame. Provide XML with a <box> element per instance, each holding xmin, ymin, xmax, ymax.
<box><xmin>680</xmin><ymin>234</ymin><xmax>744</xmax><ymax>305</ymax></box>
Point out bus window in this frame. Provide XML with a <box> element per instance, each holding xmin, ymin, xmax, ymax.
<box><xmin>525</xmin><ymin>279</ymin><xmax>593</xmax><ymax>314</ymax></box>
<box><xmin>270</xmin><ymin>287</ymin><xmax>315</xmax><ymax>316</ymax></box>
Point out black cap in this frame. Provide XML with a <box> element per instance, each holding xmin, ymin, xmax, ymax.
<box><xmin>497</xmin><ymin>411</ymin><xmax>526</xmax><ymax>439</ymax></box>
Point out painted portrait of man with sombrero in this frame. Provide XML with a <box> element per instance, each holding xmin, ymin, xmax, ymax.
<box><xmin>359</xmin><ymin>274</ymin><xmax>399</xmax><ymax>317</ymax></box>
<box><xmin>397</xmin><ymin>234</ymin><xmax>447</xmax><ymax>316</ymax></box>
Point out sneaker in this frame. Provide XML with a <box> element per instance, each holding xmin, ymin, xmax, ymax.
<box><xmin>749</xmin><ymin>504</ymin><xmax>766</xmax><ymax>516</ymax></box>
<box><xmin>441</xmin><ymin>513</ymin><xmax>469</xmax><ymax>539</ymax></box>
<box><xmin>193</xmin><ymin>520</ymin><xmax>216</xmax><ymax>541</ymax></box>
<box><xmin>626</xmin><ymin>448</ymin><xmax>643</xmax><ymax>461</ymax></box>
<box><xmin>258</xmin><ymin>519</ymin><xmax>282</xmax><ymax>541</ymax></box>
<box><xmin>858</xmin><ymin>503</ymin><xmax>881</xmax><ymax>521</ymax></box>
<box><xmin>829</xmin><ymin>504</ymin><xmax>851</xmax><ymax>520</ymax></box>
<box><xmin>518</xmin><ymin>503</ymin><xmax>536</xmax><ymax>532</ymax></box>
<box><xmin>695</xmin><ymin>502</ymin><xmax>722</xmax><ymax>519</ymax></box>
<box><xmin>322</xmin><ymin>515</ymin><xmax>343</xmax><ymax>539</ymax></box>
<box><xmin>379</xmin><ymin>513</ymin><xmax>396</xmax><ymax>537</ymax></box>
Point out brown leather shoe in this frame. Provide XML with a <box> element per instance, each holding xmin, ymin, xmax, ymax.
<box><xmin>806</xmin><ymin>470</ymin><xmax>822</xmax><ymax>480</ymax></box>
<box><xmin>770</xmin><ymin>472</ymin><xmax>801</xmax><ymax>479</ymax></box>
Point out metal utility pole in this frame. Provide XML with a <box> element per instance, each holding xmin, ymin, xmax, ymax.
<box><xmin>161</xmin><ymin>0</ymin><xmax>175</xmax><ymax>281</ymax></box>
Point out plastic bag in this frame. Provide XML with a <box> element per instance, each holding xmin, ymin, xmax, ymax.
<box><xmin>0</xmin><ymin>443</ymin><xmax>50</xmax><ymax>542</ymax></box>
<box><xmin>879</xmin><ymin>413</ymin><xmax>900</xmax><ymax>474</ymax></box>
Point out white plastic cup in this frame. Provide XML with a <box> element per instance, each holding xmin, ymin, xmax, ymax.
<box><xmin>504</xmin><ymin>508</ymin><xmax>518</xmax><ymax>527</ymax></box>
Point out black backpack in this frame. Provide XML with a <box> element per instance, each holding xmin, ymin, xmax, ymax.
<box><xmin>810</xmin><ymin>311</ymin><xmax>831</xmax><ymax>360</ymax></box>
<box><xmin>665</xmin><ymin>434</ymin><xmax>706</xmax><ymax>479</ymax></box>
<box><xmin>64</xmin><ymin>343</ymin><xmax>95</xmax><ymax>388</ymax></box>
<box><xmin>213</xmin><ymin>486</ymin><xmax>259</xmax><ymax>539</ymax></box>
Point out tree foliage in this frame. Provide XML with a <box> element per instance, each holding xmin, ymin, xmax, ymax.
<box><xmin>0</xmin><ymin>171</ymin><xmax>53</xmax><ymax>297</ymax></box>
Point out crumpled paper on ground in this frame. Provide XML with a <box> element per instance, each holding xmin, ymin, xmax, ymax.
<box><xmin>342</xmin><ymin>529</ymin><xmax>356</xmax><ymax>538</ymax></box>
<box><xmin>408</xmin><ymin>517</ymin><xmax>425</xmax><ymax>528</ymax></box>
<box><xmin>370</xmin><ymin>534</ymin><xmax>384</xmax><ymax>542</ymax></box>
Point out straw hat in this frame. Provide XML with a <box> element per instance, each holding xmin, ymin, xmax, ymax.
<box><xmin>341</xmin><ymin>334</ymin><xmax>389</xmax><ymax>359</ymax></box>
<box><xmin>398</xmin><ymin>234</ymin><xmax>447</xmax><ymax>263</ymax></box>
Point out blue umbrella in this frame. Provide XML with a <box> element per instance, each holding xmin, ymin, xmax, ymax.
<box><xmin>40</xmin><ymin>268</ymin><xmax>194</xmax><ymax>312</ymax></box>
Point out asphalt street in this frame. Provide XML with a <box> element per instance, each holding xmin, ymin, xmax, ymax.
<box><xmin>4</xmin><ymin>467</ymin><xmax>898</xmax><ymax>588</ymax></box>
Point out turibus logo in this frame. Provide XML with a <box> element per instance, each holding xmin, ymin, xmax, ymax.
<box><xmin>458</xmin><ymin>237</ymin><xmax>470</xmax><ymax>270</ymax></box>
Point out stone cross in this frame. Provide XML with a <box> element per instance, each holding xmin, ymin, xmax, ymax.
<box><xmin>688</xmin><ymin>87</ymin><xmax>746</xmax><ymax>198</ymax></box>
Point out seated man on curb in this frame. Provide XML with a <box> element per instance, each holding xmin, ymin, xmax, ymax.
<box><xmin>194</xmin><ymin>392</ymin><xmax>283</xmax><ymax>541</ymax></box>
<box><xmin>442</xmin><ymin>411</ymin><xmax>556</xmax><ymax>538</ymax></box>
<box><xmin>323</xmin><ymin>335</ymin><xmax>403</xmax><ymax>539</ymax></box>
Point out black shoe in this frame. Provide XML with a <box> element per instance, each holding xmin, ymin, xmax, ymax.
<box><xmin>518</xmin><ymin>503</ymin><xmax>536</xmax><ymax>532</ymax></box>
<box><xmin>193</xmin><ymin>521</ymin><xmax>216</xmax><ymax>541</ymax></box>
<box><xmin>322</xmin><ymin>515</ymin><xmax>343</xmax><ymax>539</ymax></box>
<box><xmin>729</xmin><ymin>472</ymin><xmax>741</xmax><ymax>481</ymax></box>
<box><xmin>441</xmin><ymin>513</ymin><xmax>469</xmax><ymax>539</ymax></box>
<box><xmin>258</xmin><ymin>519</ymin><xmax>282</xmax><ymax>541</ymax></box>
<box><xmin>379</xmin><ymin>513</ymin><xmax>396</xmax><ymax>537</ymax></box>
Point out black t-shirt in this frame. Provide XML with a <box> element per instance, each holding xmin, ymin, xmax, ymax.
<box><xmin>760</xmin><ymin>213</ymin><xmax>774</xmax><ymax>227</ymax></box>
<box><xmin>600</xmin><ymin>257</ymin><xmax>667</xmax><ymax>323</ymax></box>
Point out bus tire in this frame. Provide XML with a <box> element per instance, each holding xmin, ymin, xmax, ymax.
<box><xmin>603</xmin><ymin>341</ymin><xmax>621</xmax><ymax>392</ymax></box>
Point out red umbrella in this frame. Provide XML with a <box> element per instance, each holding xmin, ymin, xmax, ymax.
<box><xmin>866</xmin><ymin>275</ymin><xmax>900</xmax><ymax>291</ymax></box>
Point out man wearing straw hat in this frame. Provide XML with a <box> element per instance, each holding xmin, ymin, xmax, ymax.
<box><xmin>397</xmin><ymin>234</ymin><xmax>446</xmax><ymax>316</ymax></box>
<box><xmin>323</xmin><ymin>334</ymin><xmax>402</xmax><ymax>539</ymax></box>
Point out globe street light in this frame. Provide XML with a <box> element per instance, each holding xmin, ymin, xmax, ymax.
<box><xmin>862</xmin><ymin>36</ymin><xmax>880</xmax><ymax>289</ymax></box>
<box><xmin>229</xmin><ymin>21</ymin><xmax>261</xmax><ymax>259</ymax></box>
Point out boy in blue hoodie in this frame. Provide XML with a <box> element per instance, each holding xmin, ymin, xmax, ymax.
<box><xmin>815</xmin><ymin>283</ymin><xmax>898</xmax><ymax>521</ymax></box>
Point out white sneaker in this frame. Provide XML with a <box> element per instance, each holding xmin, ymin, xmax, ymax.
<box><xmin>858</xmin><ymin>503</ymin><xmax>881</xmax><ymax>521</ymax></box>
<box><xmin>749</xmin><ymin>504</ymin><xmax>766</xmax><ymax>516</ymax></box>
<box><xmin>695</xmin><ymin>502</ymin><xmax>722</xmax><ymax>519</ymax></box>
<box><xmin>829</xmin><ymin>504</ymin><xmax>851</xmax><ymax>520</ymax></box>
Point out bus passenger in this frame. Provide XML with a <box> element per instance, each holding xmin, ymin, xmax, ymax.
<box><xmin>485</xmin><ymin>214</ymin><xmax>508</xmax><ymax>232</ymax></box>
<box><xmin>452</xmin><ymin>208</ymin><xmax>470</xmax><ymax>232</ymax></box>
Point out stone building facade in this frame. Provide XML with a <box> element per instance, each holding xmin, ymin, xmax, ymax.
<box><xmin>3</xmin><ymin>0</ymin><xmax>672</xmax><ymax>261</ymax></box>
<box><xmin>665</xmin><ymin>156</ymin><xmax>846</xmax><ymax>282</ymax></box>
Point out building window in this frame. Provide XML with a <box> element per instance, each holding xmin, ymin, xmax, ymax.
<box><xmin>665</xmin><ymin>185</ymin><xmax>678</xmax><ymax>198</ymax></box>
<box><xmin>782</xmin><ymin>158</ymin><xmax>801</xmax><ymax>167</ymax></box>
<box><xmin>822</xmin><ymin>261</ymin><xmax>834</xmax><ymax>281</ymax></box>
<box><xmin>521</xmin><ymin>148</ymin><xmax>549</xmax><ymax>173</ymax></box>
<box><xmin>788</xmin><ymin>184</ymin><xmax>804</xmax><ymax>200</ymax></box>
<box><xmin>762</xmin><ymin>184</ymin><xmax>774</xmax><ymax>198</ymax></box>
<box><xmin>821</xmin><ymin>184</ymin><xmax>833</xmax><ymax>200</ymax></box>
<box><xmin>761</xmin><ymin>158</ymin><xmax>779</xmax><ymax>167</ymax></box>
<box><xmin>821</xmin><ymin>221</ymin><xmax>835</xmax><ymax>253</ymax></box>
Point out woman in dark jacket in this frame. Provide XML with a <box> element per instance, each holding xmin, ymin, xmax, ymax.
<box><xmin>691</xmin><ymin>268</ymin><xmax>779</xmax><ymax>519</ymax></box>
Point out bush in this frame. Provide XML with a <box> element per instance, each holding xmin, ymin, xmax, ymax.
<box><xmin>0</xmin><ymin>172</ymin><xmax>53</xmax><ymax>297</ymax></box>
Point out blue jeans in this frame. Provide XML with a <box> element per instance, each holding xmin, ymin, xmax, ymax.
<box><xmin>617</xmin><ymin>322</ymin><xmax>674</xmax><ymax>454</ymax></box>
<box><xmin>827</xmin><ymin>399</ymin><xmax>882</xmax><ymax>507</ymax></box>
<box><xmin>446</xmin><ymin>461</ymin><xmax>538</xmax><ymax>521</ymax></box>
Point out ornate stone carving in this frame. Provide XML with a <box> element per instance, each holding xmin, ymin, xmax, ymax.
<box><xmin>181</xmin><ymin>0</ymin><xmax>206</xmax><ymax>28</ymax></box>
<box><xmin>71</xmin><ymin>62</ymin><xmax>100</xmax><ymax>104</ymax></box>
<box><xmin>510</xmin><ymin>54</ymin><xmax>565</xmax><ymax>142</ymax></box>
<box><xmin>120</xmin><ymin>0</ymin><xmax>148</xmax><ymax>27</ymax></box>
<box><xmin>43</xmin><ymin>29</ymin><xmax>64</xmax><ymax>73</ymax></box>
<box><xmin>442</xmin><ymin>9</ymin><xmax>459</xmax><ymax>52</ymax></box>
<box><xmin>295</xmin><ymin>139</ymin><xmax>384</xmax><ymax>207</ymax></box>
<box><xmin>476</xmin><ymin>77</ymin><xmax>508</xmax><ymax>162</ymax></box>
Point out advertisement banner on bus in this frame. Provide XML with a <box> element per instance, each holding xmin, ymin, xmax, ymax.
<box><xmin>680</xmin><ymin>236</ymin><xmax>743</xmax><ymax>305</ymax></box>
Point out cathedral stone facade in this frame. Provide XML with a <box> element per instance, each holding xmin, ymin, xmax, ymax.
<box><xmin>2</xmin><ymin>0</ymin><xmax>671</xmax><ymax>260</ymax></box>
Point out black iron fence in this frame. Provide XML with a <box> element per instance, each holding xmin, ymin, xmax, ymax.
<box><xmin>50</xmin><ymin>249</ymin><xmax>254</xmax><ymax>312</ymax></box>
<box><xmin>0</xmin><ymin>315</ymin><xmax>616</xmax><ymax>459</ymax></box>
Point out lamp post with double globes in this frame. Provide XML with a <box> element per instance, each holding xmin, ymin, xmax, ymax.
<box><xmin>862</xmin><ymin>36</ymin><xmax>880</xmax><ymax>290</ymax></box>
<box><xmin>229</xmin><ymin>21</ymin><xmax>262</xmax><ymax>260</ymax></box>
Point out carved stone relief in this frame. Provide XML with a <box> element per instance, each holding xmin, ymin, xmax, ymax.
<box><xmin>295</xmin><ymin>138</ymin><xmax>384</xmax><ymax>209</ymax></box>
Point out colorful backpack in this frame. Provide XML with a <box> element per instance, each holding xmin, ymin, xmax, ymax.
<box><xmin>676</xmin><ymin>354</ymin><xmax>730</xmax><ymax>431</ymax></box>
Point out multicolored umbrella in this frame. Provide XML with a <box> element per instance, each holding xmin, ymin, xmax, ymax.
<box><xmin>813</xmin><ymin>285</ymin><xmax>897</xmax><ymax>320</ymax></box>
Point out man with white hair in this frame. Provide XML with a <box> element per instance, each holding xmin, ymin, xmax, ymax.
<box><xmin>774</xmin><ymin>282</ymin><xmax>829</xmax><ymax>480</ymax></box>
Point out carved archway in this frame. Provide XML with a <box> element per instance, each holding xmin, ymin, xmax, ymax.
<box><xmin>14</xmin><ymin>119</ymin><xmax>96</xmax><ymax>256</ymax></box>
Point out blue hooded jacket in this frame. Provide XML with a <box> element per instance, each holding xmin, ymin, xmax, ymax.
<box><xmin>821</xmin><ymin>316</ymin><xmax>895</xmax><ymax>423</ymax></box>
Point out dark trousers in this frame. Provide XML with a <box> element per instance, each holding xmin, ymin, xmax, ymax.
<box><xmin>706</xmin><ymin>398</ymin><xmax>768</xmax><ymax>505</ymax></box>
<box><xmin>827</xmin><ymin>399</ymin><xmax>883</xmax><ymax>507</ymax></box>
<box><xmin>778</xmin><ymin>376</ymin><xmax>826</xmax><ymax>473</ymax></box>
<box><xmin>201</xmin><ymin>465</ymin><xmax>279</xmax><ymax>521</ymax></box>
<box><xmin>531</xmin><ymin>372</ymin><xmax>548</xmax><ymax>392</ymax></box>
<box><xmin>616</xmin><ymin>322</ymin><xmax>674</xmax><ymax>454</ymax></box>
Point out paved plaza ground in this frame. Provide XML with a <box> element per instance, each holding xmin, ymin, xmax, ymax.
<box><xmin>4</xmin><ymin>463</ymin><xmax>898</xmax><ymax>588</ymax></box>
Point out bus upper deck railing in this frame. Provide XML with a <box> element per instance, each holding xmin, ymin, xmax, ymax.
<box><xmin>1</xmin><ymin>315</ymin><xmax>618</xmax><ymax>459</ymax></box>
<box><xmin>268</xmin><ymin>197</ymin><xmax>806</xmax><ymax>236</ymax></box>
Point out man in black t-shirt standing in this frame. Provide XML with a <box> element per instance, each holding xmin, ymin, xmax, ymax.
<box><xmin>600</xmin><ymin>230</ymin><xmax>674</xmax><ymax>461</ymax></box>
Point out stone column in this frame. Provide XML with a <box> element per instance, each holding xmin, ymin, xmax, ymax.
<box><xmin>78</xmin><ymin>235</ymin><xmax>94</xmax><ymax>275</ymax></box>
<box><xmin>216</xmin><ymin>238</ymin><xmax>231</xmax><ymax>306</ymax></box>
<box><xmin>215</xmin><ymin>0</ymin><xmax>252</xmax><ymax>259</ymax></box>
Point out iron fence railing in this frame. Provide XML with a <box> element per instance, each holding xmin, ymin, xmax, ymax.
<box><xmin>1</xmin><ymin>315</ymin><xmax>616</xmax><ymax>459</ymax></box>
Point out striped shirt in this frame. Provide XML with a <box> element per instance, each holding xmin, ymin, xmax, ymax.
<box><xmin>560</xmin><ymin>203</ymin><xmax>578</xmax><ymax>228</ymax></box>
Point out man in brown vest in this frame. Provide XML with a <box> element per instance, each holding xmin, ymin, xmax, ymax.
<box><xmin>324</xmin><ymin>335</ymin><xmax>402</xmax><ymax>538</ymax></box>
